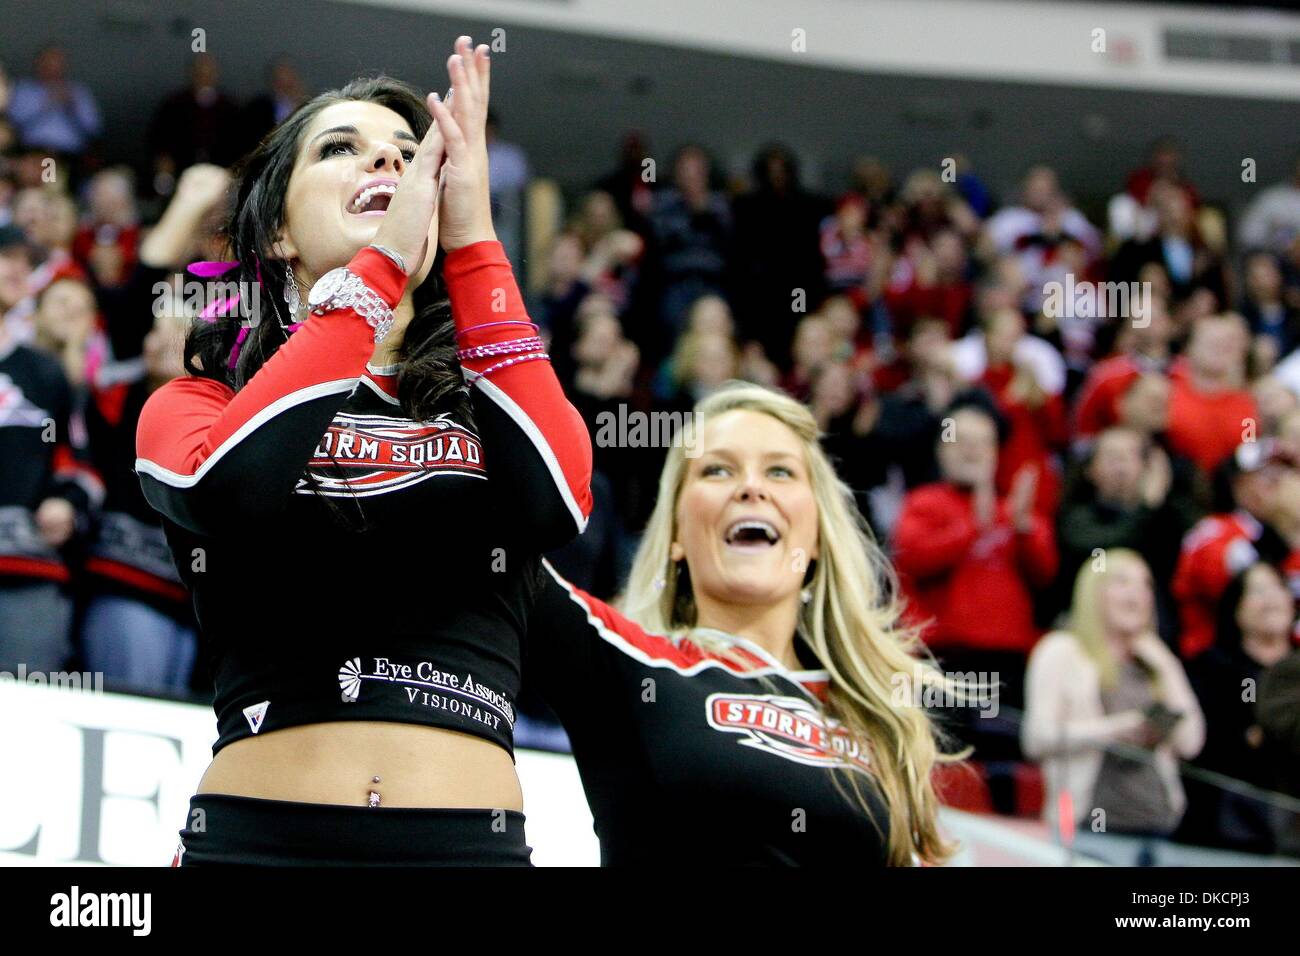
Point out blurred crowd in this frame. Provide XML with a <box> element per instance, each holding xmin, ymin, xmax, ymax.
<box><xmin>3</xmin><ymin>45</ymin><xmax>1300</xmax><ymax>858</ymax></box>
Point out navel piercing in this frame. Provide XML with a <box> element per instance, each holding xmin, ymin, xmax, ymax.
<box><xmin>372</xmin><ymin>775</ymin><xmax>381</xmax><ymax>784</ymax></box>
<box><xmin>368</xmin><ymin>790</ymin><xmax>381</xmax><ymax>808</ymax></box>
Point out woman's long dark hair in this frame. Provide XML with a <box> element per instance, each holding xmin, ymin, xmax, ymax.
<box><xmin>183</xmin><ymin>76</ymin><xmax>470</xmax><ymax>529</ymax></box>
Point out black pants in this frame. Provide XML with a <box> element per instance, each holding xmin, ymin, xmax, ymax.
<box><xmin>174</xmin><ymin>793</ymin><xmax>533</xmax><ymax>866</ymax></box>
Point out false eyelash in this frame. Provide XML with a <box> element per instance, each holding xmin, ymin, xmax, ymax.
<box><xmin>317</xmin><ymin>135</ymin><xmax>356</xmax><ymax>159</ymax></box>
<box><xmin>317</xmin><ymin>135</ymin><xmax>417</xmax><ymax>162</ymax></box>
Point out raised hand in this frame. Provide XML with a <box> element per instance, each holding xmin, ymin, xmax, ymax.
<box><xmin>1008</xmin><ymin>464</ymin><xmax>1039</xmax><ymax>532</ymax></box>
<box><xmin>369</xmin><ymin>90</ymin><xmax>449</xmax><ymax>278</ymax></box>
<box><xmin>427</xmin><ymin>36</ymin><xmax>498</xmax><ymax>252</ymax></box>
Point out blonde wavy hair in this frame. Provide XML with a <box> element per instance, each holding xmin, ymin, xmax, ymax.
<box><xmin>1066</xmin><ymin>547</ymin><xmax>1161</xmax><ymax>693</ymax></box>
<box><xmin>622</xmin><ymin>381</ymin><xmax>964</xmax><ymax>865</ymax></box>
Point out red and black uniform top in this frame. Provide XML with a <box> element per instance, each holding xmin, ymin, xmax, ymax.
<box><xmin>0</xmin><ymin>334</ymin><xmax>103</xmax><ymax>584</ymax></box>
<box><xmin>82</xmin><ymin>261</ymin><xmax>197</xmax><ymax>621</ymax></box>
<box><xmin>525</xmin><ymin>559</ymin><xmax>891</xmax><ymax>866</ymax></box>
<box><xmin>135</xmin><ymin>242</ymin><xmax>592</xmax><ymax>755</ymax></box>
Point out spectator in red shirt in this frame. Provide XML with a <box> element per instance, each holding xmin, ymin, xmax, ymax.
<box><xmin>1073</xmin><ymin>295</ymin><xmax>1175</xmax><ymax>442</ymax></box>
<box><xmin>1173</xmin><ymin>439</ymin><xmax>1300</xmax><ymax>659</ymax></box>
<box><xmin>72</xmin><ymin>167</ymin><xmax>140</xmax><ymax>290</ymax></box>
<box><xmin>892</xmin><ymin>394</ymin><xmax>1058</xmax><ymax>722</ymax></box>
<box><xmin>882</xmin><ymin>228</ymin><xmax>973</xmax><ymax>339</ymax></box>
<box><xmin>1166</xmin><ymin>313</ymin><xmax>1258</xmax><ymax>476</ymax></box>
<box><xmin>1125</xmin><ymin>137</ymin><xmax>1201</xmax><ymax>210</ymax></box>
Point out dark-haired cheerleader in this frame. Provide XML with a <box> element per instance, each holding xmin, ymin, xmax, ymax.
<box><xmin>136</xmin><ymin>37</ymin><xmax>591</xmax><ymax>865</ymax></box>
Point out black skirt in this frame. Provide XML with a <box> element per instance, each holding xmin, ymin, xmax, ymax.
<box><xmin>174</xmin><ymin>793</ymin><xmax>533</xmax><ymax>866</ymax></box>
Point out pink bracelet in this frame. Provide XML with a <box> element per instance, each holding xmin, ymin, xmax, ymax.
<box><xmin>454</xmin><ymin>319</ymin><xmax>539</xmax><ymax>339</ymax></box>
<box><xmin>457</xmin><ymin>336</ymin><xmax>545</xmax><ymax>361</ymax></box>
<box><xmin>477</xmin><ymin>352</ymin><xmax>550</xmax><ymax>377</ymax></box>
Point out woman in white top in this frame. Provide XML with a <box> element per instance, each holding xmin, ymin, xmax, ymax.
<box><xmin>1022</xmin><ymin>547</ymin><xmax>1204</xmax><ymax>861</ymax></box>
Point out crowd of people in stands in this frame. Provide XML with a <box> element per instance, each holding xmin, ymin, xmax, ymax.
<box><xmin>2</xmin><ymin>45</ymin><xmax>1300</xmax><ymax>858</ymax></box>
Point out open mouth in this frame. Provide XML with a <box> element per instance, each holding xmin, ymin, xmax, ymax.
<box><xmin>348</xmin><ymin>179</ymin><xmax>397</xmax><ymax>216</ymax></box>
<box><xmin>723</xmin><ymin>518</ymin><xmax>781</xmax><ymax>550</ymax></box>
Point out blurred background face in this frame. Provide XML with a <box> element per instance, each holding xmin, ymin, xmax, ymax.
<box><xmin>35</xmin><ymin>47</ymin><xmax>66</xmax><ymax>83</ymax></box>
<box><xmin>1233</xmin><ymin>463</ymin><xmax>1285</xmax><ymax>520</ymax></box>
<box><xmin>1246</xmin><ymin>254</ymin><xmax>1283</xmax><ymax>301</ymax></box>
<box><xmin>687</xmin><ymin>294</ymin><xmax>734</xmax><ymax>338</ymax></box>
<box><xmin>937</xmin><ymin>407</ymin><xmax>997</xmax><ymax>486</ymax></box>
<box><xmin>984</xmin><ymin>308</ymin><xmax>1024</xmax><ymax>366</ymax></box>
<box><xmin>0</xmin><ymin>248</ymin><xmax>30</xmax><ymax>309</ymax></box>
<box><xmin>835</xmin><ymin>196</ymin><xmax>866</xmax><ymax>233</ymax></box>
<box><xmin>1100</xmin><ymin>559</ymin><xmax>1154</xmax><ymax>639</ymax></box>
<box><xmin>1152</xmin><ymin>181</ymin><xmax>1191</xmax><ymax>233</ymax></box>
<box><xmin>35</xmin><ymin>194</ymin><xmax>77</xmax><ymax>249</ymax></box>
<box><xmin>792</xmin><ymin>316</ymin><xmax>833</xmax><ymax>370</ymax></box>
<box><xmin>908</xmin><ymin>320</ymin><xmax>951</xmax><ymax>368</ymax></box>
<box><xmin>1137</xmin><ymin>262</ymin><xmax>1173</xmax><ymax>303</ymax></box>
<box><xmin>674</xmin><ymin>409</ymin><xmax>819</xmax><ymax>610</ymax></box>
<box><xmin>548</xmin><ymin>233</ymin><xmax>583</xmax><ymax>284</ymax></box>
<box><xmin>819</xmin><ymin>296</ymin><xmax>859</xmax><ymax>344</ymax></box>
<box><xmin>1254</xmin><ymin>376</ymin><xmax>1298</xmax><ymax>430</ymax></box>
<box><xmin>1089</xmin><ymin>429</ymin><xmax>1144</xmax><ymax>503</ymax></box>
<box><xmin>674</xmin><ymin>148</ymin><xmax>708</xmax><ymax>194</ymax></box>
<box><xmin>1187</xmin><ymin>317</ymin><xmax>1245</xmax><ymax>380</ymax></box>
<box><xmin>14</xmin><ymin>188</ymin><xmax>47</xmax><ymax>236</ymax></box>
<box><xmin>810</xmin><ymin>361</ymin><xmax>855</xmax><ymax>417</ymax></box>
<box><xmin>1129</xmin><ymin>297</ymin><xmax>1171</xmax><ymax>353</ymax></box>
<box><xmin>280</xmin><ymin>99</ymin><xmax>430</xmax><ymax>287</ymax></box>
<box><xmin>1119</xmin><ymin>374</ymin><xmax>1170</xmax><ymax>432</ymax></box>
<box><xmin>1236</xmin><ymin>563</ymin><xmax>1295</xmax><ymax>640</ymax></box>
<box><xmin>932</xmin><ymin>229</ymin><xmax>966</xmax><ymax>276</ymax></box>
<box><xmin>686</xmin><ymin>332</ymin><xmax>738</xmax><ymax>388</ymax></box>
<box><xmin>1022</xmin><ymin>166</ymin><xmax>1059</xmax><ymax>212</ymax></box>
<box><xmin>35</xmin><ymin>278</ymin><xmax>95</xmax><ymax>345</ymax></box>
<box><xmin>580</xmin><ymin>190</ymin><xmax>619</xmax><ymax>236</ymax></box>
<box><xmin>572</xmin><ymin>311</ymin><xmax>621</xmax><ymax>366</ymax></box>
<box><xmin>89</xmin><ymin>171</ymin><xmax>136</xmax><ymax>225</ymax></box>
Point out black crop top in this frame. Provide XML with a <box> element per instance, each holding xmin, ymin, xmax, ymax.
<box><xmin>135</xmin><ymin>242</ymin><xmax>592</xmax><ymax>755</ymax></box>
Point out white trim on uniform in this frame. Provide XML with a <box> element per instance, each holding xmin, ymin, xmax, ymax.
<box><xmin>464</xmin><ymin>370</ymin><xmax>588</xmax><ymax>533</ymax></box>
<box><xmin>542</xmin><ymin>559</ymin><xmax>829</xmax><ymax>699</ymax></box>
<box><xmin>134</xmin><ymin>377</ymin><xmax>358</xmax><ymax>487</ymax></box>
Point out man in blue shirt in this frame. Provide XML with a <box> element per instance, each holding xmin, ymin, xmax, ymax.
<box><xmin>7</xmin><ymin>46</ymin><xmax>102</xmax><ymax>158</ymax></box>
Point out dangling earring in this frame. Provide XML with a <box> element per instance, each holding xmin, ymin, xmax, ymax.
<box><xmin>283</xmin><ymin>270</ymin><xmax>301</xmax><ymax>323</ymax></box>
<box><xmin>800</xmin><ymin>587</ymin><xmax>812</xmax><ymax>605</ymax></box>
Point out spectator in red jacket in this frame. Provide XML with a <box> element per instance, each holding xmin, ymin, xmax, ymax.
<box><xmin>1167</xmin><ymin>313</ymin><xmax>1258</xmax><ymax>476</ymax></box>
<box><xmin>979</xmin><ymin>308</ymin><xmax>1069</xmax><ymax>514</ymax></box>
<box><xmin>892</xmin><ymin>393</ymin><xmax>1058</xmax><ymax>720</ymax></box>
<box><xmin>1173</xmin><ymin>439</ymin><xmax>1300</xmax><ymax>659</ymax></box>
<box><xmin>1073</xmin><ymin>295</ymin><xmax>1174</xmax><ymax>442</ymax></box>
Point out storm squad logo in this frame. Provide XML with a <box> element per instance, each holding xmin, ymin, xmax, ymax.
<box><xmin>298</xmin><ymin>412</ymin><xmax>486</xmax><ymax>497</ymax></box>
<box><xmin>705</xmin><ymin>693</ymin><xmax>872</xmax><ymax>773</ymax></box>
